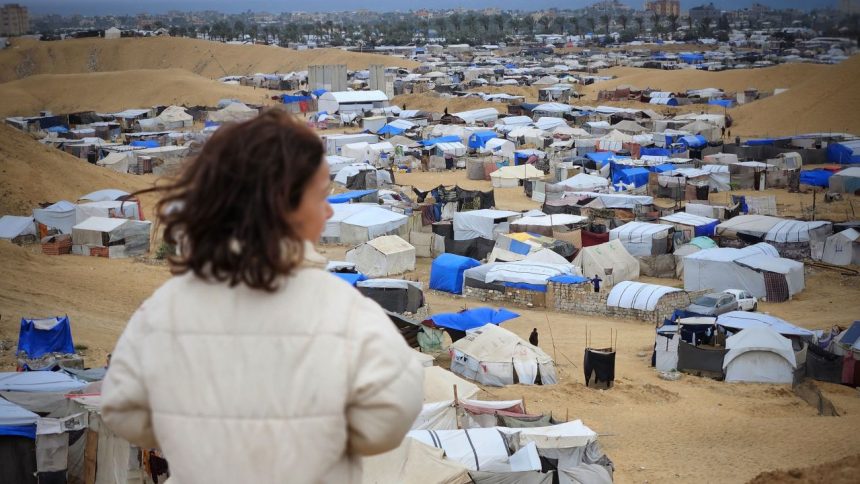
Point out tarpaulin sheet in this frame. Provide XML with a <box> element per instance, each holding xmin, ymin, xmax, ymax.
<box><xmin>799</xmin><ymin>169</ymin><xmax>833</xmax><ymax>187</ymax></box>
<box><xmin>429</xmin><ymin>253</ymin><xmax>481</xmax><ymax>294</ymax></box>
<box><xmin>430</xmin><ymin>307</ymin><xmax>519</xmax><ymax>332</ymax></box>
<box><xmin>17</xmin><ymin>316</ymin><xmax>75</xmax><ymax>358</ymax></box>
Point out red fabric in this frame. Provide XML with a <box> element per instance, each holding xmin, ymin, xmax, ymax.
<box><xmin>843</xmin><ymin>354</ymin><xmax>858</xmax><ymax>386</ymax></box>
<box><xmin>299</xmin><ymin>101</ymin><xmax>309</xmax><ymax>113</ymax></box>
<box><xmin>581</xmin><ymin>231</ymin><xmax>610</xmax><ymax>247</ymax></box>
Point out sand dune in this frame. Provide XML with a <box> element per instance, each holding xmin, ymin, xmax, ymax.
<box><xmin>0</xmin><ymin>68</ymin><xmax>278</xmax><ymax>117</ymax></box>
<box><xmin>393</xmin><ymin>92</ymin><xmax>500</xmax><ymax>113</ymax></box>
<box><xmin>0</xmin><ymin>37</ymin><xmax>418</xmax><ymax>83</ymax></box>
<box><xmin>0</xmin><ymin>123</ymin><xmax>159</xmax><ymax>215</ymax></box>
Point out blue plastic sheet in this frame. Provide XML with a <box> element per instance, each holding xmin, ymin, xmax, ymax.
<box><xmin>547</xmin><ymin>275</ymin><xmax>589</xmax><ymax>284</ymax></box>
<box><xmin>332</xmin><ymin>272</ymin><xmax>367</xmax><ymax>286</ymax></box>
<box><xmin>430</xmin><ymin>307</ymin><xmax>520</xmax><ymax>331</ymax></box>
<box><xmin>429</xmin><ymin>254</ymin><xmax>480</xmax><ymax>294</ymax></box>
<box><xmin>501</xmin><ymin>282</ymin><xmax>547</xmax><ymax>292</ymax></box>
<box><xmin>327</xmin><ymin>190</ymin><xmax>377</xmax><ymax>204</ymax></box>
<box><xmin>18</xmin><ymin>316</ymin><xmax>75</xmax><ymax>358</ymax></box>
<box><xmin>377</xmin><ymin>124</ymin><xmax>405</xmax><ymax>135</ymax></box>
<box><xmin>799</xmin><ymin>169</ymin><xmax>833</xmax><ymax>188</ymax></box>
<box><xmin>419</xmin><ymin>135</ymin><xmax>461</xmax><ymax>147</ymax></box>
<box><xmin>130</xmin><ymin>140</ymin><xmax>159</xmax><ymax>148</ymax></box>
<box><xmin>468</xmin><ymin>131</ymin><xmax>497</xmax><ymax>149</ymax></box>
<box><xmin>826</xmin><ymin>141</ymin><xmax>860</xmax><ymax>164</ymax></box>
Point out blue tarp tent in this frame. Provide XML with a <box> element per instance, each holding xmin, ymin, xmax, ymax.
<box><xmin>614</xmin><ymin>167</ymin><xmax>650</xmax><ymax>188</ymax></box>
<box><xmin>679</xmin><ymin>135</ymin><xmax>707</xmax><ymax>149</ymax></box>
<box><xmin>312</xmin><ymin>89</ymin><xmax>327</xmax><ymax>97</ymax></box>
<box><xmin>586</xmin><ymin>151</ymin><xmax>614</xmax><ymax>167</ymax></box>
<box><xmin>468</xmin><ymin>131</ymin><xmax>497</xmax><ymax>149</ymax></box>
<box><xmin>651</xmin><ymin>164</ymin><xmax>676</xmax><ymax>173</ymax></box>
<box><xmin>800</xmin><ymin>169</ymin><xmax>833</xmax><ymax>187</ymax></box>
<box><xmin>327</xmin><ymin>189</ymin><xmax>377</xmax><ymax>204</ymax></box>
<box><xmin>430</xmin><ymin>307</ymin><xmax>520</xmax><ymax>332</ymax></box>
<box><xmin>547</xmin><ymin>274</ymin><xmax>589</xmax><ymax>284</ymax></box>
<box><xmin>332</xmin><ymin>272</ymin><xmax>367</xmax><ymax>286</ymax></box>
<box><xmin>46</xmin><ymin>126</ymin><xmax>69</xmax><ymax>133</ymax></box>
<box><xmin>429</xmin><ymin>253</ymin><xmax>480</xmax><ymax>294</ymax></box>
<box><xmin>708</xmin><ymin>99</ymin><xmax>733</xmax><ymax>108</ymax></box>
<box><xmin>282</xmin><ymin>94</ymin><xmax>312</xmax><ymax>104</ymax></box>
<box><xmin>640</xmin><ymin>147</ymin><xmax>672</xmax><ymax>157</ymax></box>
<box><xmin>419</xmin><ymin>135</ymin><xmax>461</xmax><ymax>147</ymax></box>
<box><xmin>17</xmin><ymin>316</ymin><xmax>74</xmax><ymax>358</ymax></box>
<box><xmin>745</xmin><ymin>138</ymin><xmax>776</xmax><ymax>146</ymax></box>
<box><xmin>827</xmin><ymin>140</ymin><xmax>860</xmax><ymax>164</ymax></box>
<box><xmin>679</xmin><ymin>53</ymin><xmax>705</xmax><ymax>64</ymax></box>
<box><xmin>130</xmin><ymin>140</ymin><xmax>159</xmax><ymax>148</ymax></box>
<box><xmin>377</xmin><ymin>124</ymin><xmax>405</xmax><ymax>136</ymax></box>
<box><xmin>0</xmin><ymin>398</ymin><xmax>38</xmax><ymax>439</ymax></box>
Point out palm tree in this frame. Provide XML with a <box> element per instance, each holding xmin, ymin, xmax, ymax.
<box><xmin>554</xmin><ymin>16</ymin><xmax>566</xmax><ymax>35</ymax></box>
<box><xmin>539</xmin><ymin>16</ymin><xmax>552</xmax><ymax>35</ymax></box>
<box><xmin>586</xmin><ymin>17</ymin><xmax>597</xmax><ymax>36</ymax></box>
<box><xmin>600</xmin><ymin>14</ymin><xmax>611</xmax><ymax>36</ymax></box>
<box><xmin>667</xmin><ymin>14</ymin><xmax>679</xmax><ymax>34</ymax></box>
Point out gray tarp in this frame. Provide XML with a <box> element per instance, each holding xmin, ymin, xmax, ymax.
<box><xmin>677</xmin><ymin>342</ymin><xmax>727</xmax><ymax>376</ymax></box>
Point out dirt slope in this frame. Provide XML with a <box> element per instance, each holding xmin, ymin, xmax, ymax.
<box><xmin>0</xmin><ymin>123</ymin><xmax>158</xmax><ymax>215</ymax></box>
<box><xmin>0</xmin><ymin>37</ymin><xmax>418</xmax><ymax>82</ymax></box>
<box><xmin>0</xmin><ymin>68</ymin><xmax>276</xmax><ymax>117</ymax></box>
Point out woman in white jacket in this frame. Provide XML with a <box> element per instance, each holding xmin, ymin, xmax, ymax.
<box><xmin>102</xmin><ymin>110</ymin><xmax>423</xmax><ymax>483</ymax></box>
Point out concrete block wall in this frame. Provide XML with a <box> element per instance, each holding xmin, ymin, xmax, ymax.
<box><xmin>549</xmin><ymin>282</ymin><xmax>706</xmax><ymax>324</ymax></box>
<box><xmin>463</xmin><ymin>286</ymin><xmax>547</xmax><ymax>308</ymax></box>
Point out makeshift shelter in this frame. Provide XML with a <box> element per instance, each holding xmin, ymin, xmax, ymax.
<box><xmin>763</xmin><ymin>220</ymin><xmax>832</xmax><ymax>259</ymax></box>
<box><xmin>829</xmin><ymin>167</ymin><xmax>860</xmax><ymax>194</ymax></box>
<box><xmin>484</xmin><ymin>260</ymin><xmax>580</xmax><ymax>291</ymax></box>
<box><xmin>323</xmin><ymin>204</ymin><xmax>408</xmax><ymax>244</ymax></box>
<box><xmin>723</xmin><ymin>327</ymin><xmax>797</xmax><ymax>384</ymax></box>
<box><xmin>75</xmin><ymin>200</ymin><xmax>140</xmax><ymax>223</ymax></box>
<box><xmin>17</xmin><ymin>316</ymin><xmax>74</xmax><ymax>359</ymax></box>
<box><xmin>356</xmin><ymin>279</ymin><xmax>423</xmax><ymax>314</ymax></box>
<box><xmin>715</xmin><ymin>215</ymin><xmax>783</xmax><ymax>241</ymax></box>
<box><xmin>556</xmin><ymin>173</ymin><xmax>609</xmax><ymax>192</ymax></box>
<box><xmin>450</xmin><ymin>324</ymin><xmax>557</xmax><ymax>386</ymax></box>
<box><xmin>468</xmin><ymin>131</ymin><xmax>498</xmax><ymax>149</ymax></box>
<box><xmin>207</xmin><ymin>102</ymin><xmax>257</xmax><ymax>123</ymax></box>
<box><xmin>509</xmin><ymin>214</ymin><xmax>587</xmax><ymax>238</ymax></box>
<box><xmin>490</xmin><ymin>165</ymin><xmax>545</xmax><ymax>188</ymax></box>
<box><xmin>423</xmin><ymin>366</ymin><xmax>480</xmax><ymax>403</ymax></box>
<box><xmin>0</xmin><ymin>216</ymin><xmax>36</xmax><ymax>243</ymax></box>
<box><xmin>430</xmin><ymin>254</ymin><xmax>481</xmax><ymax>294</ymax></box>
<box><xmin>490</xmin><ymin>233</ymin><xmax>577</xmax><ymax>263</ymax></box>
<box><xmin>346</xmin><ymin>235</ymin><xmax>415</xmax><ymax>278</ymax></box>
<box><xmin>659</xmin><ymin>212</ymin><xmax>719</xmax><ymax>238</ymax></box>
<box><xmin>0</xmin><ymin>398</ymin><xmax>38</xmax><ymax>484</ymax></box>
<box><xmin>33</xmin><ymin>201</ymin><xmax>76</xmax><ymax>236</ymax></box>
<box><xmin>453</xmin><ymin>209</ymin><xmax>520</xmax><ymax>241</ymax></box>
<box><xmin>70</xmin><ymin>217</ymin><xmax>152</xmax><ymax>258</ymax></box>
<box><xmin>572</xmin><ymin>240</ymin><xmax>640</xmax><ymax>284</ymax></box>
<box><xmin>96</xmin><ymin>151</ymin><xmax>134</xmax><ymax>173</ymax></box>
<box><xmin>683</xmin><ymin>243</ymin><xmax>804</xmax><ymax>301</ymax></box>
<box><xmin>430</xmin><ymin>308</ymin><xmax>520</xmax><ymax>342</ymax></box>
<box><xmin>673</xmin><ymin>236</ymin><xmax>718</xmax><ymax>278</ymax></box>
<box><xmin>318</xmin><ymin>90</ymin><xmax>389</xmax><ymax>114</ymax></box>
<box><xmin>826</xmin><ymin>139</ymin><xmax>860</xmax><ymax>164</ymax></box>
<box><xmin>361</xmin><ymin>438</ymin><xmax>471</xmax><ymax>484</ymax></box>
<box><xmin>408</xmin><ymin>428</ymin><xmax>539</xmax><ymax>472</ymax></box>
<box><xmin>716</xmin><ymin>311</ymin><xmax>814</xmax><ymax>338</ymax></box>
<box><xmin>609</xmin><ymin>221</ymin><xmax>673</xmax><ymax>256</ymax></box>
<box><xmin>821</xmin><ymin>228</ymin><xmax>860</xmax><ymax>266</ymax></box>
<box><xmin>607</xmin><ymin>281</ymin><xmax>681</xmax><ymax>311</ymax></box>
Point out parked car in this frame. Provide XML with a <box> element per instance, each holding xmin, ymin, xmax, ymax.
<box><xmin>686</xmin><ymin>292</ymin><xmax>739</xmax><ymax>316</ymax></box>
<box><xmin>722</xmin><ymin>289</ymin><xmax>758</xmax><ymax>311</ymax></box>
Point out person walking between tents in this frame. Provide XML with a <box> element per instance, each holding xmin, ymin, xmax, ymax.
<box><xmin>591</xmin><ymin>274</ymin><xmax>602</xmax><ymax>293</ymax></box>
<box><xmin>529</xmin><ymin>328</ymin><xmax>539</xmax><ymax>347</ymax></box>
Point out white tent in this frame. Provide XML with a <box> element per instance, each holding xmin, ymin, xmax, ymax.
<box><xmin>609</xmin><ymin>221</ymin><xmax>673</xmax><ymax>256</ymax></box>
<box><xmin>96</xmin><ymin>151</ymin><xmax>134</xmax><ymax>173</ymax></box>
<box><xmin>408</xmin><ymin>428</ymin><xmax>540</xmax><ymax>472</ymax></box>
<box><xmin>489</xmin><ymin>165</ymin><xmax>544</xmax><ymax>188</ymax></box>
<box><xmin>480</xmin><ymin>138</ymin><xmax>515</xmax><ymax>157</ymax></box>
<box><xmin>556</xmin><ymin>173</ymin><xmax>609</xmax><ymax>192</ymax></box>
<box><xmin>683</xmin><ymin>243</ymin><xmax>805</xmax><ymax>300</ymax></box>
<box><xmin>0</xmin><ymin>215</ymin><xmax>36</xmax><ymax>241</ymax></box>
<box><xmin>716</xmin><ymin>215</ymin><xmax>783</xmax><ymax>239</ymax></box>
<box><xmin>829</xmin><ymin>167</ymin><xmax>860</xmax><ymax>193</ymax></box>
<box><xmin>75</xmin><ymin>201</ymin><xmax>140</xmax><ymax>224</ymax></box>
<box><xmin>207</xmin><ymin>102</ymin><xmax>257</xmax><ymax>123</ymax></box>
<box><xmin>71</xmin><ymin>217</ymin><xmax>152</xmax><ymax>258</ymax></box>
<box><xmin>485</xmin><ymin>260</ymin><xmax>580</xmax><ymax>286</ymax></box>
<box><xmin>573</xmin><ymin>239</ymin><xmax>640</xmax><ymax>284</ymax></box>
<box><xmin>318</xmin><ymin>90</ymin><xmax>389</xmax><ymax>114</ymax></box>
<box><xmin>33</xmin><ymin>200</ymin><xmax>76</xmax><ymax>235</ymax></box>
<box><xmin>450</xmin><ymin>324</ymin><xmax>557</xmax><ymax>386</ymax></box>
<box><xmin>821</xmin><ymin>228</ymin><xmax>860</xmax><ymax>266</ymax></box>
<box><xmin>362</xmin><ymin>438</ymin><xmax>471</xmax><ymax>484</ymax></box>
<box><xmin>453</xmin><ymin>209</ymin><xmax>520</xmax><ymax>240</ymax></box>
<box><xmin>346</xmin><ymin>235</ymin><xmax>415</xmax><ymax>277</ymax></box>
<box><xmin>323</xmin><ymin>204</ymin><xmax>408</xmax><ymax>244</ymax></box>
<box><xmin>509</xmin><ymin>214</ymin><xmax>587</xmax><ymax>234</ymax></box>
<box><xmin>716</xmin><ymin>311</ymin><xmax>813</xmax><ymax>337</ymax></box>
<box><xmin>723</xmin><ymin>326</ymin><xmax>796</xmax><ymax>384</ymax></box>
<box><xmin>607</xmin><ymin>281</ymin><xmax>681</xmax><ymax>311</ymax></box>
<box><xmin>325</xmin><ymin>155</ymin><xmax>357</xmax><ymax>175</ymax></box>
<box><xmin>423</xmin><ymin>366</ymin><xmax>479</xmax><ymax>403</ymax></box>
<box><xmin>452</xmin><ymin>108</ymin><xmax>499</xmax><ymax>125</ymax></box>
<box><xmin>78</xmin><ymin>189</ymin><xmax>130</xmax><ymax>202</ymax></box>
<box><xmin>154</xmin><ymin>105</ymin><xmax>193</xmax><ymax>129</ymax></box>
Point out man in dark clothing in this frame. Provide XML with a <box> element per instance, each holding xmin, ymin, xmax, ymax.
<box><xmin>529</xmin><ymin>328</ymin><xmax>539</xmax><ymax>347</ymax></box>
<box><xmin>591</xmin><ymin>275</ymin><xmax>602</xmax><ymax>293</ymax></box>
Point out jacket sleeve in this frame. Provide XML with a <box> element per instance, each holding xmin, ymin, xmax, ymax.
<box><xmin>345</xmin><ymin>295</ymin><xmax>424</xmax><ymax>456</ymax></box>
<box><xmin>100</xmin><ymin>304</ymin><xmax>159</xmax><ymax>449</ymax></box>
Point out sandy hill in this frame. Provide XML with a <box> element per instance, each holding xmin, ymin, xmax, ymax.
<box><xmin>0</xmin><ymin>123</ymin><xmax>158</xmax><ymax>215</ymax></box>
<box><xmin>392</xmin><ymin>92</ymin><xmax>499</xmax><ymax>113</ymax></box>
<box><xmin>0</xmin><ymin>37</ymin><xmax>418</xmax><ymax>83</ymax></box>
<box><xmin>0</xmin><ymin>68</ymin><xmax>278</xmax><ymax>117</ymax></box>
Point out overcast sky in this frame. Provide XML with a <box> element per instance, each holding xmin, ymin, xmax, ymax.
<box><xmin>19</xmin><ymin>1</ymin><xmax>836</xmax><ymax>16</ymax></box>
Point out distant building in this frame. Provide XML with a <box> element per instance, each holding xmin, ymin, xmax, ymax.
<box><xmin>645</xmin><ymin>0</ymin><xmax>680</xmax><ymax>17</ymax></box>
<box><xmin>0</xmin><ymin>3</ymin><xmax>28</xmax><ymax>36</ymax></box>
<box><xmin>104</xmin><ymin>27</ymin><xmax>121</xmax><ymax>40</ymax></box>
<box><xmin>689</xmin><ymin>2</ymin><xmax>720</xmax><ymax>23</ymax></box>
<box><xmin>840</xmin><ymin>0</ymin><xmax>860</xmax><ymax>14</ymax></box>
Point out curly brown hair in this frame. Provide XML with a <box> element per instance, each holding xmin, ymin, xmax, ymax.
<box><xmin>135</xmin><ymin>109</ymin><xmax>324</xmax><ymax>292</ymax></box>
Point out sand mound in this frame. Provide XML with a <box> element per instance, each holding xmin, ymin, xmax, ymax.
<box><xmin>393</xmin><ymin>92</ymin><xmax>499</xmax><ymax>114</ymax></box>
<box><xmin>0</xmin><ymin>37</ymin><xmax>418</xmax><ymax>82</ymax></box>
<box><xmin>748</xmin><ymin>453</ymin><xmax>860</xmax><ymax>484</ymax></box>
<box><xmin>0</xmin><ymin>68</ymin><xmax>275</xmax><ymax>117</ymax></box>
<box><xmin>0</xmin><ymin>123</ymin><xmax>158</xmax><ymax>215</ymax></box>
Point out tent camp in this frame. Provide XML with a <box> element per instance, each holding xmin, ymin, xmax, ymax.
<box><xmin>71</xmin><ymin>217</ymin><xmax>152</xmax><ymax>258</ymax></box>
<box><xmin>572</xmin><ymin>239</ymin><xmax>640</xmax><ymax>284</ymax></box>
<box><xmin>323</xmin><ymin>204</ymin><xmax>408</xmax><ymax>244</ymax></box>
<box><xmin>609</xmin><ymin>222</ymin><xmax>673</xmax><ymax>256</ymax></box>
<box><xmin>453</xmin><ymin>209</ymin><xmax>521</xmax><ymax>241</ymax></box>
<box><xmin>821</xmin><ymin>228</ymin><xmax>860</xmax><ymax>266</ymax></box>
<box><xmin>489</xmin><ymin>165</ymin><xmax>545</xmax><ymax>188</ymax></box>
<box><xmin>430</xmin><ymin>254</ymin><xmax>481</xmax><ymax>294</ymax></box>
<box><xmin>450</xmin><ymin>324</ymin><xmax>557</xmax><ymax>386</ymax></box>
<box><xmin>723</xmin><ymin>326</ymin><xmax>797</xmax><ymax>384</ymax></box>
<box><xmin>346</xmin><ymin>235</ymin><xmax>415</xmax><ymax>277</ymax></box>
<box><xmin>683</xmin><ymin>243</ymin><xmax>804</xmax><ymax>301</ymax></box>
<box><xmin>0</xmin><ymin>216</ymin><xmax>36</xmax><ymax>242</ymax></box>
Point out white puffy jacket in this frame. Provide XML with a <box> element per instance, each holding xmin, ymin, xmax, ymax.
<box><xmin>102</xmin><ymin>245</ymin><xmax>423</xmax><ymax>483</ymax></box>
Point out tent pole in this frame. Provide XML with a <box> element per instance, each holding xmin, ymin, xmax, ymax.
<box><xmin>453</xmin><ymin>384</ymin><xmax>461</xmax><ymax>430</ymax></box>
